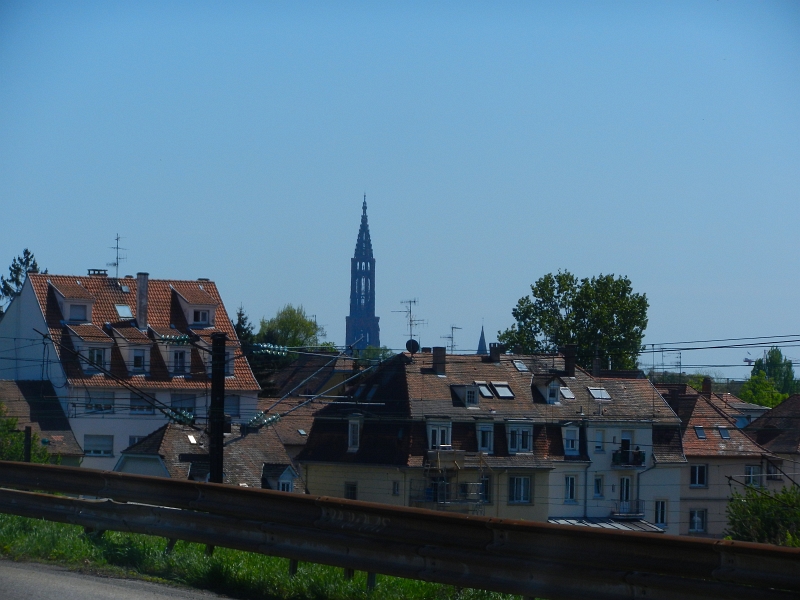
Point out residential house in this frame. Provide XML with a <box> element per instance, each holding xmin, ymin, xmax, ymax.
<box><xmin>657</xmin><ymin>382</ymin><xmax>780</xmax><ymax>537</ymax></box>
<box><xmin>298</xmin><ymin>345</ymin><xmax>685</xmax><ymax>533</ymax></box>
<box><xmin>0</xmin><ymin>380</ymin><xmax>83</xmax><ymax>465</ymax></box>
<box><xmin>744</xmin><ymin>394</ymin><xmax>800</xmax><ymax>482</ymax></box>
<box><xmin>0</xmin><ymin>270</ymin><xmax>260</xmax><ymax>469</ymax></box>
<box><xmin>115</xmin><ymin>422</ymin><xmax>302</xmax><ymax>491</ymax></box>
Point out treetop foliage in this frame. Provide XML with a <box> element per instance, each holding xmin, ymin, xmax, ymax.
<box><xmin>0</xmin><ymin>403</ymin><xmax>51</xmax><ymax>463</ymax></box>
<box><xmin>751</xmin><ymin>347</ymin><xmax>797</xmax><ymax>396</ymax></box>
<box><xmin>258</xmin><ymin>304</ymin><xmax>326</xmax><ymax>349</ymax></box>
<box><xmin>498</xmin><ymin>271</ymin><xmax>648</xmax><ymax>370</ymax></box>
<box><xmin>739</xmin><ymin>370</ymin><xmax>789</xmax><ymax>408</ymax></box>
<box><xmin>0</xmin><ymin>249</ymin><xmax>45</xmax><ymax>317</ymax></box>
<box><xmin>726</xmin><ymin>485</ymin><xmax>800</xmax><ymax>547</ymax></box>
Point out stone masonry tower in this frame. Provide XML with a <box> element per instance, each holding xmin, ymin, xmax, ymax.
<box><xmin>345</xmin><ymin>195</ymin><xmax>380</xmax><ymax>351</ymax></box>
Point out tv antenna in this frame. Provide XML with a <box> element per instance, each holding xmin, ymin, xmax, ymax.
<box><xmin>107</xmin><ymin>233</ymin><xmax>127</xmax><ymax>279</ymax></box>
<box><xmin>441</xmin><ymin>325</ymin><xmax>462</xmax><ymax>354</ymax></box>
<box><xmin>393</xmin><ymin>298</ymin><xmax>426</xmax><ymax>344</ymax></box>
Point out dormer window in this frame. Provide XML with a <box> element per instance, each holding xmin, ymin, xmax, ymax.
<box><xmin>508</xmin><ymin>424</ymin><xmax>533</xmax><ymax>453</ymax></box>
<box><xmin>173</xmin><ymin>350</ymin><xmax>187</xmax><ymax>374</ymax></box>
<box><xmin>564</xmin><ymin>428</ymin><xmax>579</xmax><ymax>455</ymax></box>
<box><xmin>69</xmin><ymin>304</ymin><xmax>87</xmax><ymax>321</ymax></box>
<box><xmin>132</xmin><ymin>349</ymin><xmax>147</xmax><ymax>372</ymax></box>
<box><xmin>427</xmin><ymin>421</ymin><xmax>452</xmax><ymax>450</ymax></box>
<box><xmin>193</xmin><ymin>310</ymin><xmax>209</xmax><ymax>324</ymax></box>
<box><xmin>465</xmin><ymin>387</ymin><xmax>478</xmax><ymax>407</ymax></box>
<box><xmin>477</xmin><ymin>423</ymin><xmax>494</xmax><ymax>453</ymax></box>
<box><xmin>86</xmin><ymin>348</ymin><xmax>105</xmax><ymax>372</ymax></box>
<box><xmin>547</xmin><ymin>381</ymin><xmax>559</xmax><ymax>404</ymax></box>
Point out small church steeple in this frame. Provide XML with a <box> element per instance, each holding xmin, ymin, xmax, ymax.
<box><xmin>476</xmin><ymin>325</ymin><xmax>488</xmax><ymax>355</ymax></box>
<box><xmin>346</xmin><ymin>196</ymin><xmax>380</xmax><ymax>351</ymax></box>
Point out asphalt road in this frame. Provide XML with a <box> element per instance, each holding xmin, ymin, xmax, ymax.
<box><xmin>0</xmin><ymin>559</ymin><xmax>231</xmax><ymax>599</ymax></box>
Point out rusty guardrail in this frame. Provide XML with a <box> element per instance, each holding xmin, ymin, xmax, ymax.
<box><xmin>0</xmin><ymin>461</ymin><xmax>797</xmax><ymax>600</ymax></box>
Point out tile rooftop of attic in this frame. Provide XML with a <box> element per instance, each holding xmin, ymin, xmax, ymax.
<box><xmin>744</xmin><ymin>394</ymin><xmax>800</xmax><ymax>455</ymax></box>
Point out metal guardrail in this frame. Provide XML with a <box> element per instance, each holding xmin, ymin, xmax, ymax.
<box><xmin>0</xmin><ymin>461</ymin><xmax>797</xmax><ymax>600</ymax></box>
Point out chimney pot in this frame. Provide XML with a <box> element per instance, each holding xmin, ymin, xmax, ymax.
<box><xmin>489</xmin><ymin>343</ymin><xmax>501</xmax><ymax>362</ymax></box>
<box><xmin>562</xmin><ymin>344</ymin><xmax>577</xmax><ymax>377</ymax></box>
<box><xmin>702</xmin><ymin>376</ymin><xmax>713</xmax><ymax>397</ymax></box>
<box><xmin>432</xmin><ymin>346</ymin><xmax>446</xmax><ymax>374</ymax></box>
<box><xmin>136</xmin><ymin>272</ymin><xmax>149</xmax><ymax>331</ymax></box>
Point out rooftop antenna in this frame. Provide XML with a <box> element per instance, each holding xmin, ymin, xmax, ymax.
<box><xmin>107</xmin><ymin>233</ymin><xmax>127</xmax><ymax>279</ymax></box>
<box><xmin>441</xmin><ymin>325</ymin><xmax>462</xmax><ymax>354</ymax></box>
<box><xmin>393</xmin><ymin>298</ymin><xmax>426</xmax><ymax>347</ymax></box>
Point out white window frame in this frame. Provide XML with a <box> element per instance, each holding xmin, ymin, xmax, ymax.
<box><xmin>593</xmin><ymin>475</ymin><xmax>604</xmax><ymax>498</ymax></box>
<box><xmin>689</xmin><ymin>509</ymin><xmax>706</xmax><ymax>533</ymax></box>
<box><xmin>465</xmin><ymin>387</ymin><xmax>478</xmax><ymax>407</ymax></box>
<box><xmin>564</xmin><ymin>428</ymin><xmax>579</xmax><ymax>455</ymax></box>
<box><xmin>85</xmin><ymin>391</ymin><xmax>114</xmax><ymax>414</ymax></box>
<box><xmin>348</xmin><ymin>418</ymin><xmax>362</xmax><ymax>452</ymax></box>
<box><xmin>132</xmin><ymin>348</ymin><xmax>147</xmax><ymax>372</ymax></box>
<box><xmin>86</xmin><ymin>347</ymin><xmax>105</xmax><ymax>371</ymax></box>
<box><xmin>547</xmin><ymin>381</ymin><xmax>559</xmax><ymax>404</ymax></box>
<box><xmin>655</xmin><ymin>500</ymin><xmax>668</xmax><ymax>526</ymax></box>
<box><xmin>84</xmin><ymin>434</ymin><xmax>113</xmax><ymax>456</ymax></box>
<box><xmin>428</xmin><ymin>421</ymin><xmax>452</xmax><ymax>450</ymax></box>
<box><xmin>565</xmin><ymin>475</ymin><xmax>576</xmax><ymax>502</ymax></box>
<box><xmin>594</xmin><ymin>429</ymin><xmax>605</xmax><ymax>453</ymax></box>
<box><xmin>745</xmin><ymin>465</ymin><xmax>762</xmax><ymax>487</ymax></box>
<box><xmin>69</xmin><ymin>304</ymin><xmax>87</xmax><ymax>321</ymax></box>
<box><xmin>173</xmin><ymin>350</ymin><xmax>187</xmax><ymax>374</ymax></box>
<box><xmin>507</xmin><ymin>424</ymin><xmax>533</xmax><ymax>454</ymax></box>
<box><xmin>766</xmin><ymin>462</ymin><xmax>781</xmax><ymax>481</ymax></box>
<box><xmin>477</xmin><ymin>424</ymin><xmax>494</xmax><ymax>454</ymax></box>
<box><xmin>193</xmin><ymin>309</ymin><xmax>209</xmax><ymax>324</ymax></box>
<box><xmin>690</xmin><ymin>464</ymin><xmax>707</xmax><ymax>487</ymax></box>
<box><xmin>128</xmin><ymin>435</ymin><xmax>147</xmax><ymax>447</ymax></box>
<box><xmin>508</xmin><ymin>475</ymin><xmax>531</xmax><ymax>504</ymax></box>
<box><xmin>490</xmin><ymin>381</ymin><xmax>514</xmax><ymax>399</ymax></box>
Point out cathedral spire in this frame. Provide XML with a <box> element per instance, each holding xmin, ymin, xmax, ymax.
<box><xmin>346</xmin><ymin>196</ymin><xmax>380</xmax><ymax>351</ymax></box>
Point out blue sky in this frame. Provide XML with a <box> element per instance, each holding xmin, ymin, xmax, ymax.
<box><xmin>1</xmin><ymin>1</ymin><xmax>798</xmax><ymax>378</ymax></box>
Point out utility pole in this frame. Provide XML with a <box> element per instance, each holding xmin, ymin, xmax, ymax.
<box><xmin>209</xmin><ymin>332</ymin><xmax>227</xmax><ymax>484</ymax></box>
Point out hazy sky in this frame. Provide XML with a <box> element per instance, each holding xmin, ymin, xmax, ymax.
<box><xmin>1</xmin><ymin>1</ymin><xmax>798</xmax><ymax>379</ymax></box>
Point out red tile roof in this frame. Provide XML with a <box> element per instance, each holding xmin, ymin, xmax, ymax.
<box><xmin>745</xmin><ymin>394</ymin><xmax>800</xmax><ymax>455</ymax></box>
<box><xmin>49</xmin><ymin>280</ymin><xmax>95</xmax><ymax>300</ymax></box>
<box><xmin>28</xmin><ymin>273</ymin><xmax>259</xmax><ymax>392</ymax></box>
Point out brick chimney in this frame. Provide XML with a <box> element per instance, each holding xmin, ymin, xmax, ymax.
<box><xmin>702</xmin><ymin>376</ymin><xmax>712</xmax><ymax>397</ymax></box>
<box><xmin>562</xmin><ymin>344</ymin><xmax>577</xmax><ymax>377</ymax></box>
<box><xmin>136</xmin><ymin>272</ymin><xmax>149</xmax><ymax>331</ymax></box>
<box><xmin>489</xmin><ymin>343</ymin><xmax>501</xmax><ymax>363</ymax></box>
<box><xmin>432</xmin><ymin>346</ymin><xmax>446</xmax><ymax>375</ymax></box>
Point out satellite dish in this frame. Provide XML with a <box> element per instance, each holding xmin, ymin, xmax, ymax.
<box><xmin>406</xmin><ymin>339</ymin><xmax>420</xmax><ymax>355</ymax></box>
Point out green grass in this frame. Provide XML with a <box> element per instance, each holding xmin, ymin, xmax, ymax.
<box><xmin>0</xmin><ymin>513</ymin><xmax>518</xmax><ymax>600</ymax></box>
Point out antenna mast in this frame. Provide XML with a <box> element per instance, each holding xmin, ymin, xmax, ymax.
<box><xmin>107</xmin><ymin>234</ymin><xmax>127</xmax><ymax>279</ymax></box>
<box><xmin>441</xmin><ymin>325</ymin><xmax>462</xmax><ymax>354</ymax></box>
<box><xmin>393</xmin><ymin>298</ymin><xmax>426</xmax><ymax>344</ymax></box>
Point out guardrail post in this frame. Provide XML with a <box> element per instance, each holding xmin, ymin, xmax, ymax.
<box><xmin>289</xmin><ymin>559</ymin><xmax>298</xmax><ymax>577</ymax></box>
<box><xmin>23</xmin><ymin>426</ymin><xmax>31</xmax><ymax>463</ymax></box>
<box><xmin>366</xmin><ymin>572</ymin><xmax>376</xmax><ymax>591</ymax></box>
<box><xmin>343</xmin><ymin>567</ymin><xmax>354</xmax><ymax>580</ymax></box>
<box><xmin>165</xmin><ymin>538</ymin><xmax>177</xmax><ymax>554</ymax></box>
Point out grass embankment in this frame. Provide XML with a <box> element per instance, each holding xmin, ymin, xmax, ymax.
<box><xmin>0</xmin><ymin>513</ymin><xmax>517</xmax><ymax>600</ymax></box>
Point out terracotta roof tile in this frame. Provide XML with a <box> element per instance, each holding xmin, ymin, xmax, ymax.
<box><xmin>65</xmin><ymin>323</ymin><xmax>113</xmax><ymax>343</ymax></box>
<box><xmin>48</xmin><ymin>279</ymin><xmax>95</xmax><ymax>300</ymax></box>
<box><xmin>170</xmin><ymin>285</ymin><xmax>218</xmax><ymax>306</ymax></box>
<box><xmin>745</xmin><ymin>394</ymin><xmax>800</xmax><ymax>455</ymax></box>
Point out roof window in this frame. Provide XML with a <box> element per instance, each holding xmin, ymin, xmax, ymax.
<box><xmin>474</xmin><ymin>381</ymin><xmax>494</xmax><ymax>398</ymax></box>
<box><xmin>588</xmin><ymin>387</ymin><xmax>611</xmax><ymax>400</ymax></box>
<box><xmin>513</xmin><ymin>360</ymin><xmax>529</xmax><ymax>372</ymax></box>
<box><xmin>560</xmin><ymin>387</ymin><xmax>575</xmax><ymax>399</ymax></box>
<box><xmin>694</xmin><ymin>426</ymin><xmax>706</xmax><ymax>439</ymax></box>
<box><xmin>115</xmin><ymin>304</ymin><xmax>133</xmax><ymax>319</ymax></box>
<box><xmin>298</xmin><ymin>429</ymin><xmax>307</xmax><ymax>436</ymax></box>
<box><xmin>490</xmin><ymin>381</ymin><xmax>514</xmax><ymax>399</ymax></box>
<box><xmin>718</xmin><ymin>426</ymin><xmax>730</xmax><ymax>439</ymax></box>
<box><xmin>366</xmin><ymin>385</ymin><xmax>379</xmax><ymax>401</ymax></box>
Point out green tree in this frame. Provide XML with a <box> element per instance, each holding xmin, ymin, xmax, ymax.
<box><xmin>0</xmin><ymin>404</ymin><xmax>51</xmax><ymax>463</ymax></box>
<box><xmin>726</xmin><ymin>485</ymin><xmax>800</xmax><ymax>547</ymax></box>
<box><xmin>498</xmin><ymin>271</ymin><xmax>648</xmax><ymax>370</ymax></box>
<box><xmin>354</xmin><ymin>345</ymin><xmax>395</xmax><ymax>368</ymax></box>
<box><xmin>738</xmin><ymin>370</ymin><xmax>788</xmax><ymax>408</ymax></box>
<box><xmin>751</xmin><ymin>347</ymin><xmax>797</xmax><ymax>395</ymax></box>
<box><xmin>232</xmin><ymin>305</ymin><xmax>255</xmax><ymax>346</ymax></box>
<box><xmin>257</xmin><ymin>304</ymin><xmax>326</xmax><ymax>348</ymax></box>
<box><xmin>0</xmin><ymin>249</ymin><xmax>46</xmax><ymax>318</ymax></box>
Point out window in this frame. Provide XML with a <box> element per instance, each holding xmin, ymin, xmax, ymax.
<box><xmin>84</xmin><ymin>434</ymin><xmax>113</xmax><ymax>456</ymax></box>
<box><xmin>428</xmin><ymin>422</ymin><xmax>451</xmax><ymax>449</ymax></box>
<box><xmin>694</xmin><ymin>426</ymin><xmax>706</xmax><ymax>439</ymax></box>
<box><xmin>279</xmin><ymin>480</ymin><xmax>293</xmax><ymax>492</ymax></box>
<box><xmin>130</xmin><ymin>393</ymin><xmax>154</xmax><ymax>414</ymax></box>
<box><xmin>366</xmin><ymin>385</ymin><xmax>379</xmax><ymax>401</ymax></box>
<box><xmin>475</xmin><ymin>381</ymin><xmax>493</xmax><ymax>398</ymax></box>
<box><xmin>171</xmin><ymin>393</ymin><xmax>196</xmax><ymax>414</ymax></box>
<box><xmin>718</xmin><ymin>426</ymin><xmax>730</xmax><ymax>439</ymax></box>
<box><xmin>508</xmin><ymin>476</ymin><xmax>531</xmax><ymax>503</ymax></box>
<box><xmin>588</xmin><ymin>387</ymin><xmax>611</xmax><ymax>400</ymax></box>
<box><xmin>745</xmin><ymin>465</ymin><xmax>762</xmax><ymax>487</ymax></box>
<box><xmin>565</xmin><ymin>475</ymin><xmax>576</xmax><ymax>502</ymax></box>
<box><xmin>767</xmin><ymin>462</ymin><xmax>781</xmax><ymax>481</ymax></box>
<box><xmin>595</xmin><ymin>430</ymin><xmax>605</xmax><ymax>453</ymax></box>
<box><xmin>85</xmin><ymin>391</ymin><xmax>114</xmax><ymax>413</ymax></box>
<box><xmin>87</xmin><ymin>348</ymin><xmax>105</xmax><ymax>371</ymax></box>
<box><xmin>507</xmin><ymin>425</ymin><xmax>533</xmax><ymax>453</ymax></box>
<box><xmin>480</xmin><ymin>475</ymin><xmax>492</xmax><ymax>503</ymax></box>
<box><xmin>69</xmin><ymin>304</ymin><xmax>87</xmax><ymax>321</ymax></box>
<box><xmin>689</xmin><ymin>509</ymin><xmax>707</xmax><ymax>533</ymax></box>
<box><xmin>477</xmin><ymin>424</ymin><xmax>494</xmax><ymax>453</ymax></box>
<box><xmin>513</xmin><ymin>360</ymin><xmax>529</xmax><ymax>372</ymax></box>
<box><xmin>173</xmin><ymin>350</ymin><xmax>187</xmax><ymax>374</ymax></box>
<box><xmin>490</xmin><ymin>381</ymin><xmax>514</xmax><ymax>398</ymax></box>
<box><xmin>655</xmin><ymin>500</ymin><xmax>667</xmax><ymax>526</ymax></box>
<box><xmin>619</xmin><ymin>476</ymin><xmax>631</xmax><ymax>502</ymax></box>
<box><xmin>560</xmin><ymin>387</ymin><xmax>575</xmax><ymax>400</ymax></box>
<box><xmin>224</xmin><ymin>352</ymin><xmax>233</xmax><ymax>376</ymax></box>
<box><xmin>564</xmin><ymin>428</ymin><xmax>579</xmax><ymax>455</ymax></box>
<box><xmin>690</xmin><ymin>464</ymin><xmax>707</xmax><ymax>487</ymax></box>
<box><xmin>128</xmin><ymin>435</ymin><xmax>147</xmax><ymax>447</ymax></box>
<box><xmin>593</xmin><ymin>475</ymin><xmax>604</xmax><ymax>498</ymax></box>
<box><xmin>132</xmin><ymin>349</ymin><xmax>146</xmax><ymax>372</ymax></box>
<box><xmin>115</xmin><ymin>304</ymin><xmax>133</xmax><ymax>319</ymax></box>
<box><xmin>547</xmin><ymin>381</ymin><xmax>559</xmax><ymax>404</ymax></box>
<box><xmin>465</xmin><ymin>388</ymin><xmax>478</xmax><ymax>407</ymax></box>
<box><xmin>224</xmin><ymin>395</ymin><xmax>240</xmax><ymax>417</ymax></box>
<box><xmin>344</xmin><ymin>482</ymin><xmax>358</xmax><ymax>500</ymax></box>
<box><xmin>348</xmin><ymin>419</ymin><xmax>361</xmax><ymax>451</ymax></box>
<box><xmin>193</xmin><ymin>310</ymin><xmax>209</xmax><ymax>324</ymax></box>
<box><xmin>392</xmin><ymin>481</ymin><xmax>400</xmax><ymax>496</ymax></box>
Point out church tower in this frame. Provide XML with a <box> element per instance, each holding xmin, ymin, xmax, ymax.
<box><xmin>345</xmin><ymin>196</ymin><xmax>380</xmax><ymax>351</ymax></box>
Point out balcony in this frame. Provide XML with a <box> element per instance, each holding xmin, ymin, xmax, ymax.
<box><xmin>611</xmin><ymin>499</ymin><xmax>645</xmax><ymax>519</ymax></box>
<box><xmin>611</xmin><ymin>449</ymin><xmax>646</xmax><ymax>467</ymax></box>
<box><xmin>426</xmin><ymin>448</ymin><xmax>465</xmax><ymax>470</ymax></box>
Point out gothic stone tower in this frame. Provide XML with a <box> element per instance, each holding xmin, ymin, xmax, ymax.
<box><xmin>345</xmin><ymin>196</ymin><xmax>380</xmax><ymax>351</ymax></box>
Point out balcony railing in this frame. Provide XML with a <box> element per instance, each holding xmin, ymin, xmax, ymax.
<box><xmin>611</xmin><ymin>499</ymin><xmax>645</xmax><ymax>519</ymax></box>
<box><xmin>611</xmin><ymin>449</ymin><xmax>646</xmax><ymax>467</ymax></box>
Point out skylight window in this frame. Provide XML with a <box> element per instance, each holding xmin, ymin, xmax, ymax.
<box><xmin>513</xmin><ymin>360</ymin><xmax>529</xmax><ymax>372</ymax></box>
<box><xmin>718</xmin><ymin>427</ymin><xmax>730</xmax><ymax>439</ymax></box>
<box><xmin>366</xmin><ymin>385</ymin><xmax>379</xmax><ymax>401</ymax></box>
<box><xmin>115</xmin><ymin>304</ymin><xmax>133</xmax><ymax>319</ymax></box>
<box><xmin>475</xmin><ymin>381</ymin><xmax>494</xmax><ymax>398</ymax></box>
<box><xmin>588</xmin><ymin>387</ymin><xmax>611</xmax><ymax>400</ymax></box>
<box><xmin>298</xmin><ymin>429</ymin><xmax>307</xmax><ymax>436</ymax></box>
<box><xmin>694</xmin><ymin>426</ymin><xmax>706</xmax><ymax>439</ymax></box>
<box><xmin>560</xmin><ymin>387</ymin><xmax>575</xmax><ymax>399</ymax></box>
<box><xmin>491</xmin><ymin>381</ymin><xmax>514</xmax><ymax>399</ymax></box>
